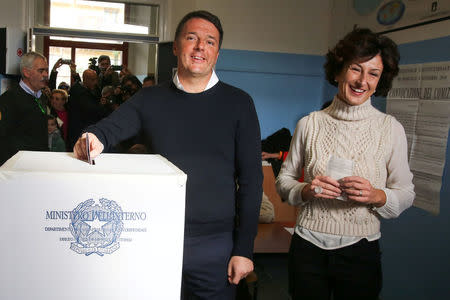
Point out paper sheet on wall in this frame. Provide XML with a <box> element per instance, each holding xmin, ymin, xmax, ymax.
<box><xmin>387</xmin><ymin>61</ymin><xmax>450</xmax><ymax>214</ymax></box>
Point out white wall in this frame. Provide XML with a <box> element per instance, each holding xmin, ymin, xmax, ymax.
<box><xmin>385</xmin><ymin>19</ymin><xmax>450</xmax><ymax>45</ymax></box>
<box><xmin>167</xmin><ymin>0</ymin><xmax>332</xmax><ymax>55</ymax></box>
<box><xmin>4</xmin><ymin>0</ymin><xmax>450</xmax><ymax>59</ymax></box>
<box><xmin>0</xmin><ymin>0</ymin><xmax>26</xmax><ymax>29</ymax></box>
<box><xmin>328</xmin><ymin>0</ymin><xmax>450</xmax><ymax>48</ymax></box>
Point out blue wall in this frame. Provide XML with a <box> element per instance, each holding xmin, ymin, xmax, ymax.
<box><xmin>216</xmin><ymin>49</ymin><xmax>326</xmax><ymax>138</ymax></box>
<box><xmin>379</xmin><ymin>35</ymin><xmax>450</xmax><ymax>299</ymax></box>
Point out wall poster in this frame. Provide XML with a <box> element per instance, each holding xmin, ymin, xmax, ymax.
<box><xmin>387</xmin><ymin>61</ymin><xmax>450</xmax><ymax>214</ymax></box>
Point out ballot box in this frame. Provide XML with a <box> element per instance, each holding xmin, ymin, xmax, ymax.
<box><xmin>0</xmin><ymin>151</ymin><xmax>187</xmax><ymax>300</ymax></box>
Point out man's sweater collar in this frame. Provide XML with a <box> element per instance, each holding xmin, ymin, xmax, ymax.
<box><xmin>173</xmin><ymin>70</ymin><xmax>219</xmax><ymax>93</ymax></box>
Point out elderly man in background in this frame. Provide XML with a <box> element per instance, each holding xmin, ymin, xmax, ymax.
<box><xmin>0</xmin><ymin>51</ymin><xmax>49</xmax><ymax>165</ymax></box>
<box><xmin>68</xmin><ymin>68</ymin><xmax>108</xmax><ymax>149</ymax></box>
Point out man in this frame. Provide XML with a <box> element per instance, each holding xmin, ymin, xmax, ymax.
<box><xmin>74</xmin><ymin>11</ymin><xmax>262</xmax><ymax>299</ymax></box>
<box><xmin>120</xmin><ymin>74</ymin><xmax>142</xmax><ymax>101</ymax></box>
<box><xmin>68</xmin><ymin>69</ymin><xmax>107</xmax><ymax>148</ymax></box>
<box><xmin>0</xmin><ymin>52</ymin><xmax>49</xmax><ymax>165</ymax></box>
<box><xmin>97</xmin><ymin>55</ymin><xmax>120</xmax><ymax>89</ymax></box>
<box><xmin>142</xmin><ymin>74</ymin><xmax>155</xmax><ymax>88</ymax></box>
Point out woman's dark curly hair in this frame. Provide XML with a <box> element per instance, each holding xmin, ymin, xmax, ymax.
<box><xmin>324</xmin><ymin>28</ymin><xmax>400</xmax><ymax>97</ymax></box>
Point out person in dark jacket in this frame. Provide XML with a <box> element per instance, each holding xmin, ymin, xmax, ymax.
<box><xmin>67</xmin><ymin>68</ymin><xmax>108</xmax><ymax>148</ymax></box>
<box><xmin>73</xmin><ymin>11</ymin><xmax>262</xmax><ymax>299</ymax></box>
<box><xmin>0</xmin><ymin>51</ymin><xmax>49</xmax><ymax>165</ymax></box>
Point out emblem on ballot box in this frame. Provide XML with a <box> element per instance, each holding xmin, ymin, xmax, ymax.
<box><xmin>69</xmin><ymin>198</ymin><xmax>124</xmax><ymax>256</ymax></box>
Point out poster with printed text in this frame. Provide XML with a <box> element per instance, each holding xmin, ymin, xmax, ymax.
<box><xmin>387</xmin><ymin>61</ymin><xmax>450</xmax><ymax>214</ymax></box>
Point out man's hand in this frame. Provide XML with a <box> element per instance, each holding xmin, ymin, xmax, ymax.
<box><xmin>52</xmin><ymin>58</ymin><xmax>63</xmax><ymax>72</ymax></box>
<box><xmin>70</xmin><ymin>62</ymin><xmax>77</xmax><ymax>75</ymax></box>
<box><xmin>227</xmin><ymin>256</ymin><xmax>253</xmax><ymax>285</ymax></box>
<box><xmin>104</xmin><ymin>66</ymin><xmax>114</xmax><ymax>77</ymax></box>
<box><xmin>73</xmin><ymin>132</ymin><xmax>104</xmax><ymax>161</ymax></box>
<box><xmin>120</xmin><ymin>64</ymin><xmax>132</xmax><ymax>77</ymax></box>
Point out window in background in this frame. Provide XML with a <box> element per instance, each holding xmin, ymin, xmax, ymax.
<box><xmin>36</xmin><ymin>0</ymin><xmax>158</xmax><ymax>36</ymax></box>
<box><xmin>48</xmin><ymin>46</ymin><xmax>71</xmax><ymax>88</ymax></box>
<box><xmin>34</xmin><ymin>0</ymin><xmax>159</xmax><ymax>85</ymax></box>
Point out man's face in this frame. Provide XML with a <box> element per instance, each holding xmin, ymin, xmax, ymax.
<box><xmin>99</xmin><ymin>58</ymin><xmax>111</xmax><ymax>73</ymax></box>
<box><xmin>83</xmin><ymin>71</ymin><xmax>98</xmax><ymax>91</ymax></box>
<box><xmin>173</xmin><ymin>18</ymin><xmax>220</xmax><ymax>81</ymax></box>
<box><xmin>51</xmin><ymin>92</ymin><xmax>66</xmax><ymax>112</ymax></box>
<box><xmin>142</xmin><ymin>79</ymin><xmax>154</xmax><ymax>88</ymax></box>
<box><xmin>23</xmin><ymin>57</ymin><xmax>49</xmax><ymax>92</ymax></box>
<box><xmin>123</xmin><ymin>80</ymin><xmax>139</xmax><ymax>95</ymax></box>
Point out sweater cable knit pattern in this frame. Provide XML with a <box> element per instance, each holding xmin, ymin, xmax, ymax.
<box><xmin>298</xmin><ymin>97</ymin><xmax>393</xmax><ymax>237</ymax></box>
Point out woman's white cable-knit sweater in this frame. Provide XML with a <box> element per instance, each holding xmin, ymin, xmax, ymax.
<box><xmin>276</xmin><ymin>97</ymin><xmax>415</xmax><ymax>237</ymax></box>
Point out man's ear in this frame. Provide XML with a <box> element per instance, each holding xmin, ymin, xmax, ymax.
<box><xmin>173</xmin><ymin>41</ymin><xmax>178</xmax><ymax>57</ymax></box>
<box><xmin>22</xmin><ymin>67</ymin><xmax>31</xmax><ymax>79</ymax></box>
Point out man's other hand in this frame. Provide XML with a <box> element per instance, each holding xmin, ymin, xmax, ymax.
<box><xmin>227</xmin><ymin>256</ymin><xmax>253</xmax><ymax>285</ymax></box>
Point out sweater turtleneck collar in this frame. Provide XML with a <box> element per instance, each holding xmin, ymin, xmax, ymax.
<box><xmin>325</xmin><ymin>95</ymin><xmax>377</xmax><ymax>121</ymax></box>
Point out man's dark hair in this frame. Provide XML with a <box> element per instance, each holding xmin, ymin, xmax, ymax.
<box><xmin>143</xmin><ymin>74</ymin><xmax>155</xmax><ymax>83</ymax></box>
<box><xmin>324</xmin><ymin>28</ymin><xmax>400</xmax><ymax>97</ymax></box>
<box><xmin>174</xmin><ymin>10</ymin><xmax>223</xmax><ymax>49</ymax></box>
<box><xmin>121</xmin><ymin>74</ymin><xmax>142</xmax><ymax>90</ymax></box>
<box><xmin>98</xmin><ymin>55</ymin><xmax>111</xmax><ymax>64</ymax></box>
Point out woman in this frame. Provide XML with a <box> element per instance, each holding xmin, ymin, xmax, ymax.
<box><xmin>276</xmin><ymin>28</ymin><xmax>415</xmax><ymax>300</ymax></box>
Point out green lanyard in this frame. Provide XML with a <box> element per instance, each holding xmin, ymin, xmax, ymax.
<box><xmin>34</xmin><ymin>98</ymin><xmax>46</xmax><ymax>114</ymax></box>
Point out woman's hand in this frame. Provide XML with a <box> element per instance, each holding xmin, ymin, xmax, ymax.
<box><xmin>339</xmin><ymin>176</ymin><xmax>386</xmax><ymax>207</ymax></box>
<box><xmin>261</xmin><ymin>152</ymin><xmax>279</xmax><ymax>160</ymax></box>
<box><xmin>302</xmin><ymin>176</ymin><xmax>342</xmax><ymax>202</ymax></box>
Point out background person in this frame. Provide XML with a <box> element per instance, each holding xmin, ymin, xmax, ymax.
<box><xmin>47</xmin><ymin>114</ymin><xmax>65</xmax><ymax>152</ymax></box>
<box><xmin>68</xmin><ymin>68</ymin><xmax>107</xmax><ymax>149</ymax></box>
<box><xmin>142</xmin><ymin>74</ymin><xmax>156</xmax><ymax>88</ymax></box>
<box><xmin>276</xmin><ymin>28</ymin><xmax>415</xmax><ymax>300</ymax></box>
<box><xmin>0</xmin><ymin>51</ymin><xmax>49</xmax><ymax>165</ymax></box>
<box><xmin>97</xmin><ymin>55</ymin><xmax>120</xmax><ymax>89</ymax></box>
<box><xmin>73</xmin><ymin>10</ymin><xmax>262</xmax><ymax>299</ymax></box>
<box><xmin>58</xmin><ymin>81</ymin><xmax>70</xmax><ymax>92</ymax></box>
<box><xmin>120</xmin><ymin>74</ymin><xmax>142</xmax><ymax>102</ymax></box>
<box><xmin>49</xmin><ymin>89</ymin><xmax>69</xmax><ymax>145</ymax></box>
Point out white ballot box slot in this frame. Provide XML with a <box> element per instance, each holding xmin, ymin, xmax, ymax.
<box><xmin>0</xmin><ymin>151</ymin><xmax>187</xmax><ymax>300</ymax></box>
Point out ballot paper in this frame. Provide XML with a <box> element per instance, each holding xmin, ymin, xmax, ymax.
<box><xmin>0</xmin><ymin>151</ymin><xmax>187</xmax><ymax>300</ymax></box>
<box><xmin>326</xmin><ymin>155</ymin><xmax>353</xmax><ymax>201</ymax></box>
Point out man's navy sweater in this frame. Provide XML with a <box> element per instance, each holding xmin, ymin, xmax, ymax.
<box><xmin>88</xmin><ymin>81</ymin><xmax>263</xmax><ymax>259</ymax></box>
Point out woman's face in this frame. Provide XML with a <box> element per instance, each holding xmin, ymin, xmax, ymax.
<box><xmin>335</xmin><ymin>54</ymin><xmax>383</xmax><ymax>106</ymax></box>
<box><xmin>51</xmin><ymin>93</ymin><xmax>66</xmax><ymax>111</ymax></box>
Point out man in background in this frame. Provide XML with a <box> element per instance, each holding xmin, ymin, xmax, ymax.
<box><xmin>68</xmin><ymin>68</ymin><xmax>108</xmax><ymax>148</ymax></box>
<box><xmin>142</xmin><ymin>74</ymin><xmax>155</xmax><ymax>88</ymax></box>
<box><xmin>97</xmin><ymin>55</ymin><xmax>120</xmax><ymax>89</ymax></box>
<box><xmin>0</xmin><ymin>51</ymin><xmax>49</xmax><ymax>165</ymax></box>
